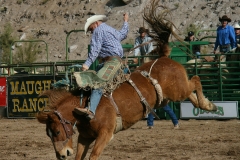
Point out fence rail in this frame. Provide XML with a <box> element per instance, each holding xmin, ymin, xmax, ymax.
<box><xmin>1</xmin><ymin>40</ymin><xmax>240</xmax><ymax>119</ymax></box>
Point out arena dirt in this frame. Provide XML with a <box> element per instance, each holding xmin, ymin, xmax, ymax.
<box><xmin>0</xmin><ymin>118</ymin><xmax>240</xmax><ymax>160</ymax></box>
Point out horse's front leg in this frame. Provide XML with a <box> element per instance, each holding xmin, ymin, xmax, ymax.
<box><xmin>75</xmin><ymin>136</ymin><xmax>95</xmax><ymax>160</ymax></box>
<box><xmin>89</xmin><ymin>129</ymin><xmax>114</xmax><ymax>160</ymax></box>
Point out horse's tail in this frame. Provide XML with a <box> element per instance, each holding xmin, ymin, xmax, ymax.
<box><xmin>143</xmin><ymin>0</ymin><xmax>183</xmax><ymax>57</ymax></box>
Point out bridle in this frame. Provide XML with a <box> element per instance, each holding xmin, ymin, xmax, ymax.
<box><xmin>48</xmin><ymin>111</ymin><xmax>76</xmax><ymax>152</ymax></box>
<box><xmin>54</xmin><ymin>111</ymin><xmax>75</xmax><ymax>139</ymax></box>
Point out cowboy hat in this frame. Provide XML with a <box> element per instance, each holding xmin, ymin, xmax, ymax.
<box><xmin>233</xmin><ymin>22</ymin><xmax>240</xmax><ymax>29</ymax></box>
<box><xmin>219</xmin><ymin>15</ymin><xmax>231</xmax><ymax>22</ymax></box>
<box><xmin>138</xmin><ymin>27</ymin><xmax>147</xmax><ymax>33</ymax></box>
<box><xmin>188</xmin><ymin>31</ymin><xmax>194</xmax><ymax>36</ymax></box>
<box><xmin>84</xmin><ymin>15</ymin><xmax>108</xmax><ymax>34</ymax></box>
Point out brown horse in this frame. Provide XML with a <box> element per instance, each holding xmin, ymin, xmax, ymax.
<box><xmin>37</xmin><ymin>1</ymin><xmax>217</xmax><ymax>159</ymax></box>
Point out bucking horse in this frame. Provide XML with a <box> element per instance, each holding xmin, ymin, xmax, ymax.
<box><xmin>37</xmin><ymin>1</ymin><xmax>217</xmax><ymax>159</ymax></box>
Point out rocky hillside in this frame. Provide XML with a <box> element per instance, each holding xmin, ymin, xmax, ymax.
<box><xmin>0</xmin><ymin>0</ymin><xmax>239</xmax><ymax>63</ymax></box>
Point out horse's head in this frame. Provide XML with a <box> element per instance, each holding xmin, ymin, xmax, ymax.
<box><xmin>36</xmin><ymin>88</ymin><xmax>90</xmax><ymax>160</ymax></box>
<box><xmin>37</xmin><ymin>110</ymin><xmax>75</xmax><ymax>160</ymax></box>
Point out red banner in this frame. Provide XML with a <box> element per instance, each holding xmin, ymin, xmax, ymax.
<box><xmin>0</xmin><ymin>77</ymin><xmax>7</xmax><ymax>106</ymax></box>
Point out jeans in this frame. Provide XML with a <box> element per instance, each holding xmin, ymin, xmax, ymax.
<box><xmin>89</xmin><ymin>63</ymin><xmax>104</xmax><ymax>115</ymax></box>
<box><xmin>147</xmin><ymin>104</ymin><xmax>178</xmax><ymax>126</ymax></box>
<box><xmin>195</xmin><ymin>52</ymin><xmax>200</xmax><ymax>58</ymax></box>
<box><xmin>89</xmin><ymin>89</ymin><xmax>103</xmax><ymax>114</ymax></box>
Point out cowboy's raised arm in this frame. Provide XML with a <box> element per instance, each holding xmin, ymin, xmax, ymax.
<box><xmin>118</xmin><ymin>13</ymin><xmax>129</xmax><ymax>41</ymax></box>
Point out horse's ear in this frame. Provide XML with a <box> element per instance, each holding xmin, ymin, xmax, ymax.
<box><xmin>36</xmin><ymin>111</ymin><xmax>49</xmax><ymax>124</ymax></box>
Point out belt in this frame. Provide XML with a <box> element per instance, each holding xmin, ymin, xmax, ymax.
<box><xmin>98</xmin><ymin>56</ymin><xmax>122</xmax><ymax>63</ymax></box>
<box><xmin>220</xmin><ymin>44</ymin><xmax>230</xmax><ymax>48</ymax></box>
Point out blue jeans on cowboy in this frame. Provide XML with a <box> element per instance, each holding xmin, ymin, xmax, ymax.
<box><xmin>90</xmin><ymin>89</ymin><xmax>103</xmax><ymax>115</ymax></box>
<box><xmin>88</xmin><ymin>63</ymin><xmax>104</xmax><ymax>115</ymax></box>
<box><xmin>147</xmin><ymin>104</ymin><xmax>178</xmax><ymax>127</ymax></box>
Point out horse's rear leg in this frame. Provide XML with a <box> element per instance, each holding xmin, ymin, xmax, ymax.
<box><xmin>188</xmin><ymin>75</ymin><xmax>217</xmax><ymax>111</ymax></box>
<box><xmin>89</xmin><ymin>130</ymin><xmax>113</xmax><ymax>160</ymax></box>
<box><xmin>75</xmin><ymin>136</ymin><xmax>95</xmax><ymax>160</ymax></box>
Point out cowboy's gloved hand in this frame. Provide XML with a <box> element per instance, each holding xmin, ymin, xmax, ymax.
<box><xmin>82</xmin><ymin>64</ymin><xmax>89</xmax><ymax>71</ymax></box>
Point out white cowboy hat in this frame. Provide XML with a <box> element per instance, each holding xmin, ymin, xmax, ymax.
<box><xmin>233</xmin><ymin>22</ymin><xmax>240</xmax><ymax>29</ymax></box>
<box><xmin>84</xmin><ymin>15</ymin><xmax>108</xmax><ymax>34</ymax></box>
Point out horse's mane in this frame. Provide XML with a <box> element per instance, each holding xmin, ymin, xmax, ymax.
<box><xmin>39</xmin><ymin>88</ymin><xmax>91</xmax><ymax>110</ymax></box>
<box><xmin>143</xmin><ymin>0</ymin><xmax>183</xmax><ymax>57</ymax></box>
<box><xmin>39</xmin><ymin>89</ymin><xmax>72</xmax><ymax>110</ymax></box>
<box><xmin>39</xmin><ymin>89</ymin><xmax>71</xmax><ymax>110</ymax></box>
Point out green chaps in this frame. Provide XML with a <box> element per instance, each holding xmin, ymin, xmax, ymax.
<box><xmin>74</xmin><ymin>57</ymin><xmax>122</xmax><ymax>89</ymax></box>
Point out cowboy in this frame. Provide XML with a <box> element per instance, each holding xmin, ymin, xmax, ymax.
<box><xmin>184</xmin><ymin>31</ymin><xmax>201</xmax><ymax>58</ymax></box>
<box><xmin>213</xmin><ymin>15</ymin><xmax>236</xmax><ymax>61</ymax></box>
<box><xmin>74</xmin><ymin>13</ymin><xmax>129</xmax><ymax>120</ymax></box>
<box><xmin>133</xmin><ymin>27</ymin><xmax>153</xmax><ymax>64</ymax></box>
<box><xmin>233</xmin><ymin>22</ymin><xmax>240</xmax><ymax>45</ymax></box>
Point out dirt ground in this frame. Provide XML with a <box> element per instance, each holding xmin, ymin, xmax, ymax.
<box><xmin>0</xmin><ymin>118</ymin><xmax>240</xmax><ymax>160</ymax></box>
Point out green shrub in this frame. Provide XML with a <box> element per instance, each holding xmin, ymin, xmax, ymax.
<box><xmin>13</xmin><ymin>42</ymin><xmax>42</xmax><ymax>64</ymax></box>
<box><xmin>0</xmin><ymin>23</ymin><xmax>17</xmax><ymax>64</ymax></box>
<box><xmin>0</xmin><ymin>23</ymin><xmax>41</xmax><ymax>64</ymax></box>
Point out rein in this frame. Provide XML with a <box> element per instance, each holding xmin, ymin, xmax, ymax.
<box><xmin>47</xmin><ymin>111</ymin><xmax>76</xmax><ymax>152</ymax></box>
<box><xmin>54</xmin><ymin>111</ymin><xmax>75</xmax><ymax>139</ymax></box>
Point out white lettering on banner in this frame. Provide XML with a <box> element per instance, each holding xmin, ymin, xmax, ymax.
<box><xmin>0</xmin><ymin>86</ymin><xmax>5</xmax><ymax>94</ymax></box>
<box><xmin>180</xmin><ymin>101</ymin><xmax>239</xmax><ymax>119</ymax></box>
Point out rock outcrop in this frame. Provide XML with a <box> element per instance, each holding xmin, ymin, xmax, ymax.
<box><xmin>0</xmin><ymin>0</ymin><xmax>239</xmax><ymax>62</ymax></box>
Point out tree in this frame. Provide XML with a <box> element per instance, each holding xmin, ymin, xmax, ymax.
<box><xmin>0</xmin><ymin>23</ymin><xmax>17</xmax><ymax>64</ymax></box>
<box><xmin>13</xmin><ymin>42</ymin><xmax>42</xmax><ymax>64</ymax></box>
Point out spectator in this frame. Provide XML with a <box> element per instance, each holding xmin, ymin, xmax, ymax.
<box><xmin>184</xmin><ymin>31</ymin><xmax>201</xmax><ymax>58</ymax></box>
<box><xmin>214</xmin><ymin>15</ymin><xmax>236</xmax><ymax>61</ymax></box>
<box><xmin>133</xmin><ymin>27</ymin><xmax>179</xmax><ymax>129</ymax></box>
<box><xmin>234</xmin><ymin>22</ymin><xmax>240</xmax><ymax>45</ymax></box>
<box><xmin>74</xmin><ymin>13</ymin><xmax>129</xmax><ymax>120</ymax></box>
<box><xmin>147</xmin><ymin>104</ymin><xmax>179</xmax><ymax>129</ymax></box>
<box><xmin>133</xmin><ymin>27</ymin><xmax>154</xmax><ymax>64</ymax></box>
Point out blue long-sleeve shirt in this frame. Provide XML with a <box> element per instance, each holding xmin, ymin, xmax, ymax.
<box><xmin>134</xmin><ymin>36</ymin><xmax>153</xmax><ymax>56</ymax></box>
<box><xmin>84</xmin><ymin>22</ymin><xmax>129</xmax><ymax>67</ymax></box>
<box><xmin>214</xmin><ymin>25</ymin><xmax>236</xmax><ymax>51</ymax></box>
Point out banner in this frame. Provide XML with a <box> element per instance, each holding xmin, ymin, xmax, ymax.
<box><xmin>7</xmin><ymin>75</ymin><xmax>65</xmax><ymax>118</ymax></box>
<box><xmin>180</xmin><ymin>101</ymin><xmax>239</xmax><ymax>119</ymax></box>
<box><xmin>0</xmin><ymin>77</ymin><xmax>7</xmax><ymax>106</ymax></box>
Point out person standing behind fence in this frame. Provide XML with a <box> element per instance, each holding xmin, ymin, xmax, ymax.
<box><xmin>147</xmin><ymin>104</ymin><xmax>179</xmax><ymax>129</ymax></box>
<box><xmin>234</xmin><ymin>22</ymin><xmax>240</xmax><ymax>45</ymax></box>
<box><xmin>133</xmin><ymin>27</ymin><xmax>153</xmax><ymax>64</ymax></box>
<box><xmin>184</xmin><ymin>31</ymin><xmax>201</xmax><ymax>58</ymax></box>
<box><xmin>213</xmin><ymin>15</ymin><xmax>236</xmax><ymax>61</ymax></box>
<box><xmin>133</xmin><ymin>28</ymin><xmax>179</xmax><ymax>129</ymax></box>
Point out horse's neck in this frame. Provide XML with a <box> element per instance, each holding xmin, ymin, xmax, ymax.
<box><xmin>57</xmin><ymin>106</ymin><xmax>76</xmax><ymax>123</ymax></box>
